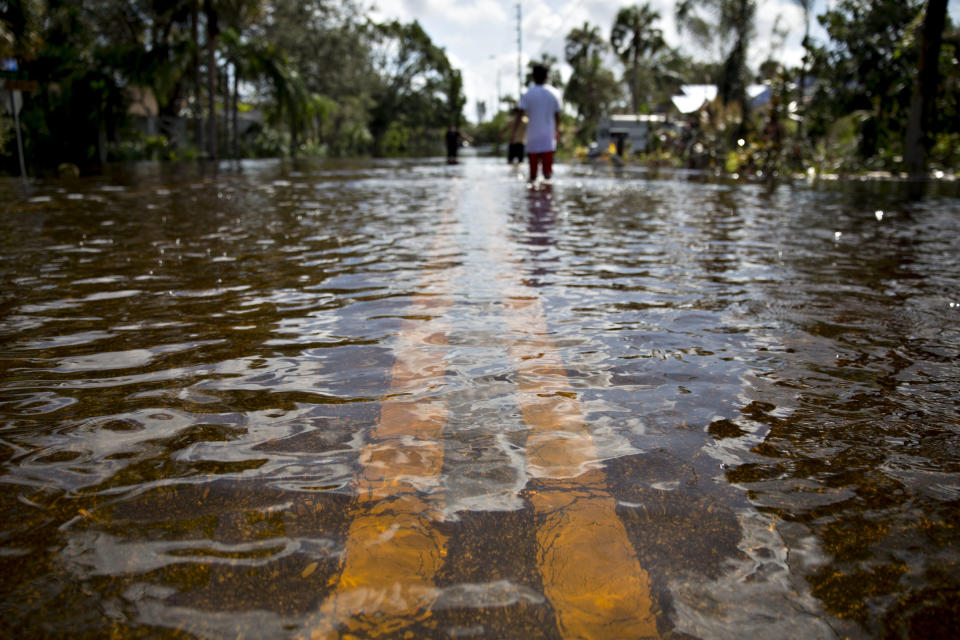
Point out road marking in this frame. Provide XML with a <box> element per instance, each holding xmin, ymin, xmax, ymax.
<box><xmin>496</xmin><ymin>186</ymin><xmax>659</xmax><ymax>639</ymax></box>
<box><xmin>307</xmin><ymin>190</ymin><xmax>460</xmax><ymax>639</ymax></box>
<box><xmin>309</xmin><ymin>177</ymin><xmax>658</xmax><ymax>639</ymax></box>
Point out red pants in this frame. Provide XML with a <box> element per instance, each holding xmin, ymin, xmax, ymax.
<box><xmin>528</xmin><ymin>151</ymin><xmax>554</xmax><ymax>181</ymax></box>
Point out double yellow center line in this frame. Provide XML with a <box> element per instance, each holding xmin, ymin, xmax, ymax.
<box><xmin>308</xmin><ymin>179</ymin><xmax>657</xmax><ymax>639</ymax></box>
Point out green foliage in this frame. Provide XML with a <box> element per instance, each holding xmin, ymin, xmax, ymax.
<box><xmin>378</xmin><ymin>122</ymin><xmax>412</xmax><ymax>157</ymax></box>
<box><xmin>929</xmin><ymin>132</ymin><xmax>960</xmax><ymax>170</ymax></box>
<box><xmin>0</xmin><ymin>113</ymin><xmax>12</xmax><ymax>155</ymax></box>
<box><xmin>111</xmin><ymin>134</ymin><xmax>176</xmax><ymax>163</ymax></box>
<box><xmin>469</xmin><ymin>109</ymin><xmax>513</xmax><ymax>150</ymax></box>
<box><xmin>367</xmin><ymin>20</ymin><xmax>462</xmax><ymax>155</ymax></box>
<box><xmin>806</xmin><ymin>0</ymin><xmax>923</xmax><ymax>164</ymax></box>
<box><xmin>249</xmin><ymin>126</ymin><xmax>288</xmax><ymax>158</ymax></box>
<box><xmin>0</xmin><ymin>0</ymin><xmax>465</xmax><ymax>171</ymax></box>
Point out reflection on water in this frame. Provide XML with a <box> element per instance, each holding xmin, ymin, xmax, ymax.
<box><xmin>1</xmin><ymin>159</ymin><xmax>959</xmax><ymax>639</ymax></box>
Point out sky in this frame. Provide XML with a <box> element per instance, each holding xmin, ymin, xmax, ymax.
<box><xmin>365</xmin><ymin>0</ymin><xmax>960</xmax><ymax>123</ymax></box>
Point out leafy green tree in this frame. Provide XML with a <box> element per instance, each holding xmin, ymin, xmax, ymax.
<box><xmin>367</xmin><ymin>20</ymin><xmax>463</xmax><ymax>155</ymax></box>
<box><xmin>610</xmin><ymin>3</ymin><xmax>666</xmax><ymax>115</ymax></box>
<box><xmin>11</xmin><ymin>1</ymin><xmax>129</xmax><ymax>168</ymax></box>
<box><xmin>257</xmin><ymin>0</ymin><xmax>378</xmax><ymax>155</ymax></box>
<box><xmin>94</xmin><ymin>0</ymin><xmax>195</xmax><ymax>123</ymax></box>
<box><xmin>808</xmin><ymin>0</ymin><xmax>922</xmax><ymax>164</ymax></box>
<box><xmin>445</xmin><ymin>67</ymin><xmax>466</xmax><ymax>126</ymax></box>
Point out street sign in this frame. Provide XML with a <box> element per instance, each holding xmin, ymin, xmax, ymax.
<box><xmin>1</xmin><ymin>82</ymin><xmax>28</xmax><ymax>179</ymax></box>
<box><xmin>2</xmin><ymin>79</ymin><xmax>37</xmax><ymax>92</ymax></box>
<box><xmin>2</xmin><ymin>88</ymin><xmax>23</xmax><ymax>116</ymax></box>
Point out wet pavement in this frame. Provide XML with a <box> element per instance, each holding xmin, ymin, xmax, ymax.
<box><xmin>1</xmin><ymin>158</ymin><xmax>959</xmax><ymax>638</ymax></box>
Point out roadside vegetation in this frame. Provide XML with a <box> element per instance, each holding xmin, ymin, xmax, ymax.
<box><xmin>0</xmin><ymin>0</ymin><xmax>464</xmax><ymax>173</ymax></box>
<box><xmin>473</xmin><ymin>0</ymin><xmax>959</xmax><ymax>179</ymax></box>
<box><xmin>1</xmin><ymin>0</ymin><xmax>957</xmax><ymax>178</ymax></box>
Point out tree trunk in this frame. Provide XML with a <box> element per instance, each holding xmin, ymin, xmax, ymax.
<box><xmin>797</xmin><ymin>1</ymin><xmax>810</xmax><ymax>141</ymax></box>
<box><xmin>204</xmin><ymin>0</ymin><xmax>218</xmax><ymax>161</ymax></box>
<box><xmin>289</xmin><ymin>112</ymin><xmax>298</xmax><ymax>157</ymax></box>
<box><xmin>222</xmin><ymin>64</ymin><xmax>230</xmax><ymax>156</ymax></box>
<box><xmin>905</xmin><ymin>0</ymin><xmax>948</xmax><ymax>178</ymax></box>
<box><xmin>192</xmin><ymin>0</ymin><xmax>203</xmax><ymax>155</ymax></box>
<box><xmin>232</xmin><ymin>63</ymin><xmax>239</xmax><ymax>159</ymax></box>
<box><xmin>98</xmin><ymin>118</ymin><xmax>108</xmax><ymax>166</ymax></box>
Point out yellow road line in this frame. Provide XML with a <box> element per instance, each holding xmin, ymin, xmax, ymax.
<box><xmin>497</xmin><ymin>188</ymin><xmax>659</xmax><ymax>640</ymax></box>
<box><xmin>309</xmin><ymin>178</ymin><xmax>657</xmax><ymax>638</ymax></box>
<box><xmin>307</xmin><ymin>192</ymin><xmax>460</xmax><ymax>639</ymax></box>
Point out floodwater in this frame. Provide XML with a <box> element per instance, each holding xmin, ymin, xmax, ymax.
<box><xmin>1</xmin><ymin>158</ymin><xmax>958</xmax><ymax>639</ymax></box>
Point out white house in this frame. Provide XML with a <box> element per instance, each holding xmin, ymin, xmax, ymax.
<box><xmin>593</xmin><ymin>114</ymin><xmax>668</xmax><ymax>156</ymax></box>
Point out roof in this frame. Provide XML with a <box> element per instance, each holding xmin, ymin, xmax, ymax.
<box><xmin>670</xmin><ymin>84</ymin><xmax>772</xmax><ymax>113</ymax></box>
<box><xmin>609</xmin><ymin>114</ymin><xmax>667</xmax><ymax>123</ymax></box>
<box><xmin>671</xmin><ymin>85</ymin><xmax>717</xmax><ymax>113</ymax></box>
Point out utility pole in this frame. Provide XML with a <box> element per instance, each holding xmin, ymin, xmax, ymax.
<box><xmin>516</xmin><ymin>2</ymin><xmax>522</xmax><ymax>99</ymax></box>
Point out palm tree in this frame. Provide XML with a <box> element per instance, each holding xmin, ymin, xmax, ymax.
<box><xmin>610</xmin><ymin>4</ymin><xmax>665</xmax><ymax>115</ymax></box>
<box><xmin>676</xmin><ymin>0</ymin><xmax>756</xmax><ymax>108</ymax></box>
<box><xmin>565</xmin><ymin>22</ymin><xmax>606</xmax><ymax>70</ymax></box>
<box><xmin>564</xmin><ymin>23</ymin><xmax>620</xmax><ymax>143</ymax></box>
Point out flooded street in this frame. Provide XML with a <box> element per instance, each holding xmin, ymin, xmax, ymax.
<box><xmin>1</xmin><ymin>158</ymin><xmax>958</xmax><ymax>639</ymax></box>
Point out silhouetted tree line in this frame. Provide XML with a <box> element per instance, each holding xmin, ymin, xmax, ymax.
<box><xmin>0</xmin><ymin>0</ymin><xmax>465</xmax><ymax>172</ymax></box>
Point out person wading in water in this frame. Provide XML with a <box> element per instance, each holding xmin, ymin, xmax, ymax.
<box><xmin>445</xmin><ymin>124</ymin><xmax>473</xmax><ymax>164</ymax></box>
<box><xmin>518</xmin><ymin>64</ymin><xmax>561</xmax><ymax>181</ymax></box>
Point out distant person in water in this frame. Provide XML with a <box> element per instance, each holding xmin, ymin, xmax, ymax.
<box><xmin>505</xmin><ymin>108</ymin><xmax>527</xmax><ymax>165</ymax></box>
<box><xmin>445</xmin><ymin>124</ymin><xmax>473</xmax><ymax>164</ymax></box>
<box><xmin>518</xmin><ymin>64</ymin><xmax>561</xmax><ymax>181</ymax></box>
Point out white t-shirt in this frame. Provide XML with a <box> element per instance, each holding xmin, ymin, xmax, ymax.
<box><xmin>519</xmin><ymin>84</ymin><xmax>561</xmax><ymax>154</ymax></box>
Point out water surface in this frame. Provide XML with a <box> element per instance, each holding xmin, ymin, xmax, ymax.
<box><xmin>1</xmin><ymin>159</ymin><xmax>959</xmax><ymax>639</ymax></box>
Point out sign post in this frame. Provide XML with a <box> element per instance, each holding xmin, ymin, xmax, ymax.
<box><xmin>2</xmin><ymin>63</ymin><xmax>36</xmax><ymax>180</ymax></box>
<box><xmin>6</xmin><ymin>87</ymin><xmax>27</xmax><ymax>180</ymax></box>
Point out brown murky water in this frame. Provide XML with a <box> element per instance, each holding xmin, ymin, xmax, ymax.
<box><xmin>1</xmin><ymin>159</ymin><xmax>958</xmax><ymax>639</ymax></box>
